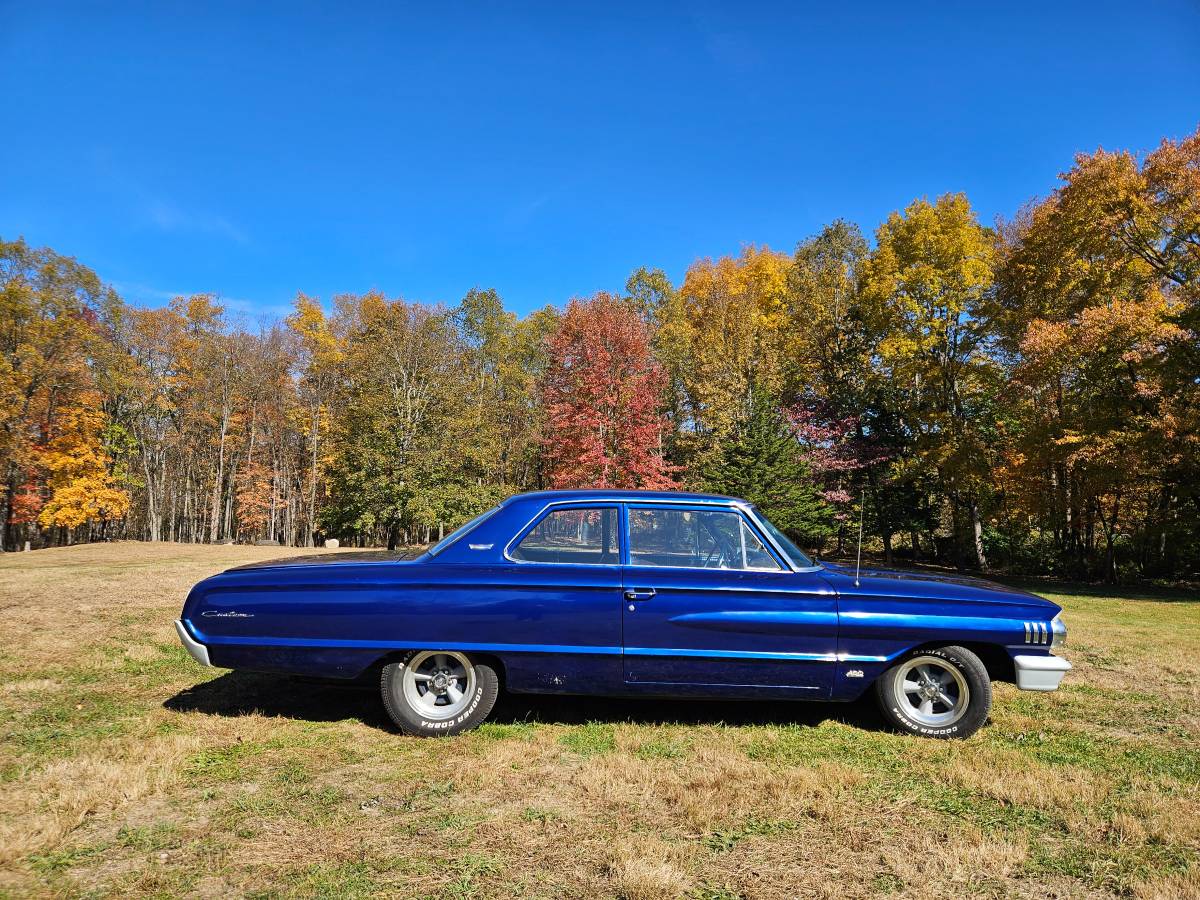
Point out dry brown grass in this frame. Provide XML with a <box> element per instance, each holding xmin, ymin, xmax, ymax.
<box><xmin>0</xmin><ymin>542</ymin><xmax>1197</xmax><ymax>898</ymax></box>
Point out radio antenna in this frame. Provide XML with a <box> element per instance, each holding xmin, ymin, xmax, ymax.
<box><xmin>854</xmin><ymin>489</ymin><xmax>866</xmax><ymax>587</ymax></box>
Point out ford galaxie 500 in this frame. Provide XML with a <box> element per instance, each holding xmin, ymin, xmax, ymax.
<box><xmin>176</xmin><ymin>489</ymin><xmax>1070</xmax><ymax>738</ymax></box>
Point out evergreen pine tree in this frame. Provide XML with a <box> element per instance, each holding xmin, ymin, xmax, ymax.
<box><xmin>700</xmin><ymin>392</ymin><xmax>834</xmax><ymax>546</ymax></box>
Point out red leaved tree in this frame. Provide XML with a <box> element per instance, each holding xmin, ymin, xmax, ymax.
<box><xmin>540</xmin><ymin>293</ymin><xmax>677</xmax><ymax>489</ymax></box>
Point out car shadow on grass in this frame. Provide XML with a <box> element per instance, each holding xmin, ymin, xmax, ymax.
<box><xmin>164</xmin><ymin>671</ymin><xmax>395</xmax><ymax>730</ymax></box>
<box><xmin>489</xmin><ymin>691</ymin><xmax>886</xmax><ymax>731</ymax></box>
<box><xmin>165</xmin><ymin>671</ymin><xmax>886</xmax><ymax>733</ymax></box>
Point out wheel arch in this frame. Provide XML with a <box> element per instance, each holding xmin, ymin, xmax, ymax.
<box><xmin>906</xmin><ymin>639</ymin><xmax>1015</xmax><ymax>684</ymax></box>
<box><xmin>361</xmin><ymin>649</ymin><xmax>508</xmax><ymax>689</ymax></box>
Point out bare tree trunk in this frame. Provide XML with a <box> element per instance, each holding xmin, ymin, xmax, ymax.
<box><xmin>307</xmin><ymin>402</ymin><xmax>321</xmax><ymax>547</ymax></box>
<box><xmin>1097</xmin><ymin>492</ymin><xmax>1121</xmax><ymax>584</ymax></box>
<box><xmin>210</xmin><ymin>409</ymin><xmax>230</xmax><ymax>542</ymax></box>
<box><xmin>970</xmin><ymin>499</ymin><xmax>988</xmax><ymax>572</ymax></box>
<box><xmin>1</xmin><ymin>471</ymin><xmax>16</xmax><ymax>552</ymax></box>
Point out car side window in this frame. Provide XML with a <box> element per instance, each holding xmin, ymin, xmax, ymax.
<box><xmin>627</xmin><ymin>507</ymin><xmax>782</xmax><ymax>570</ymax></box>
<box><xmin>510</xmin><ymin>507</ymin><xmax>618</xmax><ymax>565</ymax></box>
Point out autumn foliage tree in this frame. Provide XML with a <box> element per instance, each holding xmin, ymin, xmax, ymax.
<box><xmin>861</xmin><ymin>194</ymin><xmax>1000</xmax><ymax>570</ymax></box>
<box><xmin>0</xmin><ymin>239</ymin><xmax>130</xmax><ymax>547</ymax></box>
<box><xmin>36</xmin><ymin>396</ymin><xmax>131</xmax><ymax>533</ymax></box>
<box><xmin>2</xmin><ymin>123</ymin><xmax>1199</xmax><ymax>581</ymax></box>
<box><xmin>540</xmin><ymin>293</ymin><xmax>677</xmax><ymax>490</ymax></box>
<box><xmin>995</xmin><ymin>131</ymin><xmax>1199</xmax><ymax>579</ymax></box>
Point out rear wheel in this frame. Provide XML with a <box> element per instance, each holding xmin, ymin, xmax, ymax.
<box><xmin>380</xmin><ymin>650</ymin><xmax>499</xmax><ymax>736</ymax></box>
<box><xmin>874</xmin><ymin>645</ymin><xmax>991</xmax><ymax>739</ymax></box>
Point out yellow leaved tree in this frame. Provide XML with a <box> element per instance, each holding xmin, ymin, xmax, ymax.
<box><xmin>861</xmin><ymin>193</ymin><xmax>999</xmax><ymax>569</ymax></box>
<box><xmin>671</xmin><ymin>245</ymin><xmax>793</xmax><ymax>455</ymax></box>
<box><xmin>37</xmin><ymin>396</ymin><xmax>130</xmax><ymax>533</ymax></box>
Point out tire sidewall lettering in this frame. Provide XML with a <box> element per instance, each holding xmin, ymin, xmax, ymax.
<box><xmin>386</xmin><ymin>656</ymin><xmax>496</xmax><ymax>737</ymax></box>
<box><xmin>419</xmin><ymin>686</ymin><xmax>485</xmax><ymax>729</ymax></box>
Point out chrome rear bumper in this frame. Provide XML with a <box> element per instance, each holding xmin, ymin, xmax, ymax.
<box><xmin>174</xmin><ymin>619</ymin><xmax>212</xmax><ymax>667</ymax></box>
<box><xmin>1013</xmin><ymin>654</ymin><xmax>1071</xmax><ymax>691</ymax></box>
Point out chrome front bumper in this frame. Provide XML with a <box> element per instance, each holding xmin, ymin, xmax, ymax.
<box><xmin>174</xmin><ymin>619</ymin><xmax>212</xmax><ymax>667</ymax></box>
<box><xmin>1013</xmin><ymin>654</ymin><xmax>1071</xmax><ymax>691</ymax></box>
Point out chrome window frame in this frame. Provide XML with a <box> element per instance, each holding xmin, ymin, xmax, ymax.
<box><xmin>502</xmin><ymin>496</ymin><xmax>823</xmax><ymax>574</ymax></box>
<box><xmin>503</xmin><ymin>501</ymin><xmax>623</xmax><ymax>567</ymax></box>
<box><xmin>737</xmin><ymin>502</ymin><xmax>821</xmax><ymax>573</ymax></box>
<box><xmin>625</xmin><ymin>503</ymin><xmax>785</xmax><ymax>573</ymax></box>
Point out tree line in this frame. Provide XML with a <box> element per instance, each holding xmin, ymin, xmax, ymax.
<box><xmin>2</xmin><ymin>126</ymin><xmax>1197</xmax><ymax>581</ymax></box>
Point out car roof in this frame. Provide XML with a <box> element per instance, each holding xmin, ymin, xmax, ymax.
<box><xmin>501</xmin><ymin>489</ymin><xmax>743</xmax><ymax>506</ymax></box>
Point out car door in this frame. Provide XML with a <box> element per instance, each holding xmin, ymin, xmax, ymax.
<box><xmin>493</xmin><ymin>502</ymin><xmax>625</xmax><ymax>693</ymax></box>
<box><xmin>620</xmin><ymin>503</ymin><xmax>838</xmax><ymax>698</ymax></box>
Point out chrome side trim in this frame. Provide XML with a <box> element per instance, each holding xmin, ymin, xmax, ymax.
<box><xmin>623</xmin><ymin>560</ymin><xmax>786</xmax><ymax>573</ymax></box>
<box><xmin>179</xmin><ymin>631</ymin><xmax>892</xmax><ymax>663</ymax></box>
<box><xmin>1013</xmin><ymin>654</ymin><xmax>1071</xmax><ymax>691</ymax></box>
<box><xmin>626</xmin><ymin>678</ymin><xmax>823</xmax><ymax>691</ymax></box>
<box><xmin>625</xmin><ymin>646</ymin><xmax>837</xmax><ymax>662</ymax></box>
<box><xmin>175</xmin><ymin>619</ymin><xmax>213</xmax><ymax>667</ymax></box>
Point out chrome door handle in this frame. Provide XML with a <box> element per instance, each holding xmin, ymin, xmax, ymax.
<box><xmin>624</xmin><ymin>589</ymin><xmax>656</xmax><ymax>602</ymax></box>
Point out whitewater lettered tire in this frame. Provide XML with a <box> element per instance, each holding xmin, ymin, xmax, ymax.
<box><xmin>874</xmin><ymin>645</ymin><xmax>991</xmax><ymax>739</ymax></box>
<box><xmin>380</xmin><ymin>650</ymin><xmax>499</xmax><ymax>737</ymax></box>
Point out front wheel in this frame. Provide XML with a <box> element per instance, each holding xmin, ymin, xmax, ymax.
<box><xmin>381</xmin><ymin>650</ymin><xmax>499</xmax><ymax>736</ymax></box>
<box><xmin>874</xmin><ymin>645</ymin><xmax>991</xmax><ymax>739</ymax></box>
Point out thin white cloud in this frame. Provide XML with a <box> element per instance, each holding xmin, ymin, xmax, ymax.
<box><xmin>113</xmin><ymin>281</ymin><xmax>188</xmax><ymax>305</ymax></box>
<box><xmin>690</xmin><ymin>9</ymin><xmax>763</xmax><ymax>73</ymax></box>
<box><xmin>86</xmin><ymin>150</ymin><xmax>251</xmax><ymax>246</ymax></box>
<box><xmin>113</xmin><ymin>282</ymin><xmax>292</xmax><ymax>321</ymax></box>
<box><xmin>503</xmin><ymin>193</ymin><xmax>552</xmax><ymax>231</ymax></box>
<box><xmin>143</xmin><ymin>198</ymin><xmax>249</xmax><ymax>244</ymax></box>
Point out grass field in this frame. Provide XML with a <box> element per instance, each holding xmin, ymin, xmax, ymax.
<box><xmin>0</xmin><ymin>543</ymin><xmax>1197</xmax><ymax>899</ymax></box>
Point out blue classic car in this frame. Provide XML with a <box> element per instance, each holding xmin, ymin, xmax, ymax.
<box><xmin>176</xmin><ymin>489</ymin><xmax>1070</xmax><ymax>738</ymax></box>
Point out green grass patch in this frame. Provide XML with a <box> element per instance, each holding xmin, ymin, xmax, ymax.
<box><xmin>27</xmin><ymin>842</ymin><xmax>109</xmax><ymax>876</ymax></box>
<box><xmin>690</xmin><ymin>885</ymin><xmax>745</xmax><ymax>900</ymax></box>
<box><xmin>116</xmin><ymin>822</ymin><xmax>181</xmax><ymax>852</ymax></box>
<box><xmin>186</xmin><ymin>741</ymin><xmax>266</xmax><ymax>783</ymax></box>
<box><xmin>1</xmin><ymin>688</ymin><xmax>139</xmax><ymax>759</ymax></box>
<box><xmin>1026</xmin><ymin>835</ymin><xmax>1197</xmax><ymax>895</ymax></box>
<box><xmin>520</xmin><ymin>806</ymin><xmax>559</xmax><ymax>825</ymax></box>
<box><xmin>703</xmin><ymin>817</ymin><xmax>795</xmax><ymax>853</ymax></box>
<box><xmin>282</xmin><ymin>861</ymin><xmax>382</xmax><ymax>899</ymax></box>
<box><xmin>634</xmin><ymin>735</ymin><xmax>689</xmax><ymax>760</ymax></box>
<box><xmin>557</xmin><ymin>722</ymin><xmax>616</xmax><ymax>756</ymax></box>
<box><xmin>473</xmin><ymin>721</ymin><xmax>538</xmax><ymax>742</ymax></box>
<box><xmin>442</xmin><ymin>852</ymin><xmax>505</xmax><ymax>898</ymax></box>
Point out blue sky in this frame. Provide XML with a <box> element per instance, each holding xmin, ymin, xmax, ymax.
<box><xmin>2</xmin><ymin>2</ymin><xmax>1198</xmax><ymax>319</ymax></box>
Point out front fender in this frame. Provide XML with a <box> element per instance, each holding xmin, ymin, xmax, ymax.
<box><xmin>830</xmin><ymin>588</ymin><xmax>1063</xmax><ymax>701</ymax></box>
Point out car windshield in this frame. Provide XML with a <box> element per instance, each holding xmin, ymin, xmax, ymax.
<box><xmin>752</xmin><ymin>508</ymin><xmax>814</xmax><ymax>568</ymax></box>
<box><xmin>425</xmin><ymin>506</ymin><xmax>501</xmax><ymax>557</ymax></box>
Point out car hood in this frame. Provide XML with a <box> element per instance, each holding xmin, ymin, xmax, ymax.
<box><xmin>819</xmin><ymin>561</ymin><xmax>1058</xmax><ymax>610</ymax></box>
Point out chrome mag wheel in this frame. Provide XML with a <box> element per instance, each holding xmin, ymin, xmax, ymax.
<box><xmin>401</xmin><ymin>650</ymin><xmax>477</xmax><ymax>720</ymax></box>
<box><xmin>892</xmin><ymin>655</ymin><xmax>970</xmax><ymax>727</ymax></box>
